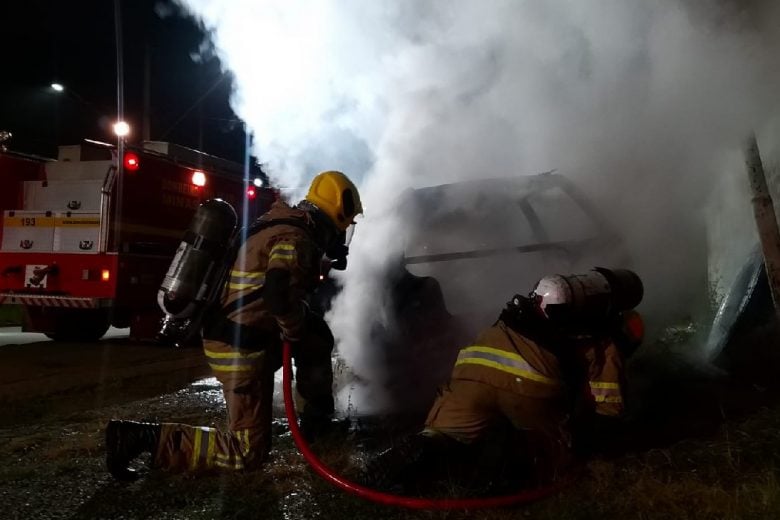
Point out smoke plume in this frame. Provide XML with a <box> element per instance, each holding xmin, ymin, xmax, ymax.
<box><xmin>175</xmin><ymin>0</ymin><xmax>780</xmax><ymax>412</ymax></box>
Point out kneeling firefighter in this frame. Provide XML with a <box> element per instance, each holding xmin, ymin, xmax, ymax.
<box><xmin>106</xmin><ymin>170</ymin><xmax>362</xmax><ymax>480</ymax></box>
<box><xmin>364</xmin><ymin>268</ymin><xmax>644</xmax><ymax>490</ymax></box>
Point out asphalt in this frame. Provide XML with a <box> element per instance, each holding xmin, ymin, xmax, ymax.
<box><xmin>0</xmin><ymin>328</ymin><xmax>209</xmax><ymax>404</ymax></box>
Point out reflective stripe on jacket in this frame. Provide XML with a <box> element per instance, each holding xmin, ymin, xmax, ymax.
<box><xmin>455</xmin><ymin>345</ymin><xmax>559</xmax><ymax>386</ymax></box>
<box><xmin>219</xmin><ymin>201</ymin><xmax>321</xmax><ymax>332</ymax></box>
<box><xmin>450</xmin><ymin>320</ymin><xmax>563</xmax><ymax>399</ymax></box>
<box><xmin>226</xmin><ymin>269</ymin><xmax>266</xmax><ymax>291</ymax></box>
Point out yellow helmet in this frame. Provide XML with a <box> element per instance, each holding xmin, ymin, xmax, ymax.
<box><xmin>305</xmin><ymin>170</ymin><xmax>363</xmax><ymax>231</ymax></box>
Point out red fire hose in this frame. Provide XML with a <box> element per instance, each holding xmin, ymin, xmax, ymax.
<box><xmin>282</xmin><ymin>341</ymin><xmax>568</xmax><ymax>509</ymax></box>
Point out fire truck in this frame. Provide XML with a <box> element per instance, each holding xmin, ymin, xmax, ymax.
<box><xmin>0</xmin><ymin>139</ymin><xmax>276</xmax><ymax>342</ymax></box>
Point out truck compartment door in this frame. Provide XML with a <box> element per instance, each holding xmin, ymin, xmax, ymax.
<box><xmin>0</xmin><ymin>211</ymin><xmax>55</xmax><ymax>252</ymax></box>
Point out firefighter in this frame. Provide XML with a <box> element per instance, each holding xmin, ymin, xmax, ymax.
<box><xmin>106</xmin><ymin>170</ymin><xmax>362</xmax><ymax>480</ymax></box>
<box><xmin>364</xmin><ymin>269</ymin><xmax>644</xmax><ymax>489</ymax></box>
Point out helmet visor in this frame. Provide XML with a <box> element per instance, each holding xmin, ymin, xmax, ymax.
<box><xmin>344</xmin><ymin>223</ymin><xmax>356</xmax><ymax>247</ymax></box>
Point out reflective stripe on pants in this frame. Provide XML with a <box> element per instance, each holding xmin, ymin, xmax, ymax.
<box><xmin>154</xmin><ymin>340</ymin><xmax>274</xmax><ymax>472</ymax></box>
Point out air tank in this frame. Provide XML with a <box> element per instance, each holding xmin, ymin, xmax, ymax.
<box><xmin>158</xmin><ymin>198</ymin><xmax>238</xmax><ymax>345</ymax></box>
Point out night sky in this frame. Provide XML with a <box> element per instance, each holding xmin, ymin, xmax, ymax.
<box><xmin>1</xmin><ymin>0</ymin><xmax>246</xmax><ymax>162</ymax></box>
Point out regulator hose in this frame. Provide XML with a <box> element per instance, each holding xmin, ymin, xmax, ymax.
<box><xmin>282</xmin><ymin>341</ymin><xmax>568</xmax><ymax>510</ymax></box>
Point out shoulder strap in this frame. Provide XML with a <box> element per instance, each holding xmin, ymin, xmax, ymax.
<box><xmin>245</xmin><ymin>217</ymin><xmax>313</xmax><ymax>240</ymax></box>
<box><xmin>220</xmin><ymin>217</ymin><xmax>314</xmax><ymax>316</ymax></box>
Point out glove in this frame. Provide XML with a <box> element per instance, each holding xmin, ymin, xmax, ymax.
<box><xmin>277</xmin><ymin>302</ymin><xmax>307</xmax><ymax>342</ymax></box>
<box><xmin>325</xmin><ymin>243</ymin><xmax>349</xmax><ymax>271</ymax></box>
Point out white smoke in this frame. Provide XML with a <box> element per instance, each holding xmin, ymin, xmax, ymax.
<box><xmin>175</xmin><ymin>0</ymin><xmax>780</xmax><ymax>412</ymax></box>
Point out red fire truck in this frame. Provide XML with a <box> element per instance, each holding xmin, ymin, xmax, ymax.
<box><xmin>0</xmin><ymin>139</ymin><xmax>276</xmax><ymax>342</ymax></box>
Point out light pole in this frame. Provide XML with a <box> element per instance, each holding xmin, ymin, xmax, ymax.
<box><xmin>113</xmin><ymin>0</ymin><xmax>126</xmax><ymax>252</ymax></box>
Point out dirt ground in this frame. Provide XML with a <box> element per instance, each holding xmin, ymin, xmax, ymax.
<box><xmin>3</xmin><ymin>329</ymin><xmax>780</xmax><ymax>519</ymax></box>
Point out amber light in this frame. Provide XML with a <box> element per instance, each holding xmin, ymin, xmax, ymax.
<box><xmin>101</xmin><ymin>269</ymin><xmax>111</xmax><ymax>282</ymax></box>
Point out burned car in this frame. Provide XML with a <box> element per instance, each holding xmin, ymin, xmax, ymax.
<box><xmin>326</xmin><ymin>172</ymin><xmax>631</xmax><ymax>415</ymax></box>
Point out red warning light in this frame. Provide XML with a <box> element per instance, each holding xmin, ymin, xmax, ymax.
<box><xmin>124</xmin><ymin>152</ymin><xmax>140</xmax><ymax>172</ymax></box>
<box><xmin>247</xmin><ymin>187</ymin><xmax>257</xmax><ymax>199</ymax></box>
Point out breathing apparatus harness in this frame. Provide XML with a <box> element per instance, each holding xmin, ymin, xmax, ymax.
<box><xmin>202</xmin><ymin>204</ymin><xmax>349</xmax><ymax>347</ymax></box>
<box><xmin>496</xmin><ymin>271</ymin><xmax>644</xmax><ymax>412</ymax></box>
<box><xmin>158</xmin><ymin>198</ymin><xmax>350</xmax><ymax>347</ymax></box>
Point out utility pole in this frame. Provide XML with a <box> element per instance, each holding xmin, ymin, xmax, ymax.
<box><xmin>114</xmin><ymin>0</ymin><xmax>125</xmax><ymax>147</ymax></box>
<box><xmin>143</xmin><ymin>42</ymin><xmax>151</xmax><ymax>142</ymax></box>
<box><xmin>744</xmin><ymin>133</ymin><xmax>780</xmax><ymax>320</ymax></box>
<box><xmin>113</xmin><ymin>0</ymin><xmax>126</xmax><ymax>251</ymax></box>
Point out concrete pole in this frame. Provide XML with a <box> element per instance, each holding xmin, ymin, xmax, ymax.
<box><xmin>143</xmin><ymin>42</ymin><xmax>151</xmax><ymax>142</ymax></box>
<box><xmin>744</xmin><ymin>133</ymin><xmax>780</xmax><ymax>319</ymax></box>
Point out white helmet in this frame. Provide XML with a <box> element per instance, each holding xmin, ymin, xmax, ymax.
<box><xmin>531</xmin><ymin>275</ymin><xmax>573</xmax><ymax>319</ymax></box>
<box><xmin>531</xmin><ymin>270</ymin><xmax>615</xmax><ymax>321</ymax></box>
<box><xmin>530</xmin><ymin>268</ymin><xmax>642</xmax><ymax>324</ymax></box>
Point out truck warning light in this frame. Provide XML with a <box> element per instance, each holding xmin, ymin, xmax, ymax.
<box><xmin>124</xmin><ymin>153</ymin><xmax>140</xmax><ymax>172</ymax></box>
<box><xmin>192</xmin><ymin>171</ymin><xmax>207</xmax><ymax>188</ymax></box>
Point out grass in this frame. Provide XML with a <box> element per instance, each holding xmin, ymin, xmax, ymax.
<box><xmin>537</xmin><ymin>403</ymin><xmax>780</xmax><ymax>519</ymax></box>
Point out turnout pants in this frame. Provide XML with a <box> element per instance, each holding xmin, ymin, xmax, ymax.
<box><xmin>423</xmin><ymin>379</ymin><xmax>572</xmax><ymax>481</ymax></box>
<box><xmin>154</xmin><ymin>315</ymin><xmax>335</xmax><ymax>473</ymax></box>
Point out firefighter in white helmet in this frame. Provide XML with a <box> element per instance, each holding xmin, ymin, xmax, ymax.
<box><xmin>106</xmin><ymin>171</ymin><xmax>362</xmax><ymax>480</ymax></box>
<box><xmin>364</xmin><ymin>268</ymin><xmax>644</xmax><ymax>488</ymax></box>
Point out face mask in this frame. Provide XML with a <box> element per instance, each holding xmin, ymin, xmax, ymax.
<box><xmin>326</xmin><ymin>226</ymin><xmax>353</xmax><ymax>271</ymax></box>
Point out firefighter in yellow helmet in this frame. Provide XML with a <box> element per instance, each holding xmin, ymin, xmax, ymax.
<box><xmin>364</xmin><ymin>269</ymin><xmax>643</xmax><ymax>489</ymax></box>
<box><xmin>106</xmin><ymin>171</ymin><xmax>362</xmax><ymax>480</ymax></box>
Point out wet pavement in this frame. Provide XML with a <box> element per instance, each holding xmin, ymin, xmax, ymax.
<box><xmin>0</xmin><ymin>326</ymin><xmax>437</xmax><ymax>520</ymax></box>
<box><xmin>0</xmin><ymin>375</ymin><xmax>394</xmax><ymax>520</ymax></box>
<box><xmin>0</xmin><ymin>377</ymin><xmax>230</xmax><ymax>519</ymax></box>
<box><xmin>0</xmin><ymin>332</ymin><xmax>393</xmax><ymax>519</ymax></box>
<box><xmin>0</xmin><ymin>327</ymin><xmax>129</xmax><ymax>347</ymax></box>
<box><xmin>0</xmin><ymin>333</ymin><xmax>208</xmax><ymax>405</ymax></box>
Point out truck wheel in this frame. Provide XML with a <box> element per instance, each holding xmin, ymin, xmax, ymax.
<box><xmin>43</xmin><ymin>309</ymin><xmax>111</xmax><ymax>342</ymax></box>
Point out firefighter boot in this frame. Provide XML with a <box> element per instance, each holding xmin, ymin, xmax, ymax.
<box><xmin>106</xmin><ymin>420</ymin><xmax>161</xmax><ymax>481</ymax></box>
<box><xmin>299</xmin><ymin>411</ymin><xmax>350</xmax><ymax>443</ymax></box>
<box><xmin>295</xmin><ymin>362</ymin><xmax>341</xmax><ymax>443</ymax></box>
<box><xmin>361</xmin><ymin>434</ymin><xmax>429</xmax><ymax>490</ymax></box>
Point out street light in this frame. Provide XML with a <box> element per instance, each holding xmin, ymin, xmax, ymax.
<box><xmin>113</xmin><ymin>121</ymin><xmax>130</xmax><ymax>138</ymax></box>
<box><xmin>48</xmin><ymin>82</ymin><xmax>104</xmax><ymax>117</ymax></box>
